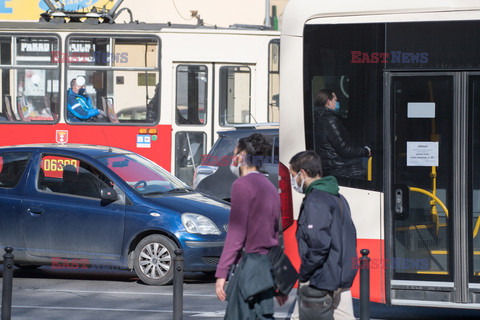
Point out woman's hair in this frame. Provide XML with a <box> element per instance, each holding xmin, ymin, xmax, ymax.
<box><xmin>236</xmin><ymin>133</ymin><xmax>272</xmax><ymax>169</ymax></box>
<box><xmin>314</xmin><ymin>89</ymin><xmax>335</xmax><ymax>107</ymax></box>
<box><xmin>289</xmin><ymin>150</ymin><xmax>323</xmax><ymax>178</ymax></box>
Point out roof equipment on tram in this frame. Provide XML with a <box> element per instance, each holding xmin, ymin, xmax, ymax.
<box><xmin>40</xmin><ymin>0</ymin><xmax>135</xmax><ymax>24</ymax></box>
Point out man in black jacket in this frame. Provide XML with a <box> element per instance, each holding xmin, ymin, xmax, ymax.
<box><xmin>314</xmin><ymin>89</ymin><xmax>371</xmax><ymax>180</ymax></box>
<box><xmin>289</xmin><ymin>151</ymin><xmax>358</xmax><ymax>320</ymax></box>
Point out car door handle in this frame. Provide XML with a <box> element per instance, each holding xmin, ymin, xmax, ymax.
<box><xmin>28</xmin><ymin>207</ymin><xmax>45</xmax><ymax>216</ymax></box>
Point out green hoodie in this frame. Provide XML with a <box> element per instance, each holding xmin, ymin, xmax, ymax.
<box><xmin>304</xmin><ymin>175</ymin><xmax>339</xmax><ymax>196</ymax></box>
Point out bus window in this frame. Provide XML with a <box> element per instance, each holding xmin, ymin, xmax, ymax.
<box><xmin>304</xmin><ymin>24</ymin><xmax>384</xmax><ymax>190</ymax></box>
<box><xmin>268</xmin><ymin>39</ymin><xmax>280</xmax><ymax>123</ymax></box>
<box><xmin>0</xmin><ymin>37</ymin><xmax>59</xmax><ymax>122</ymax></box>
<box><xmin>66</xmin><ymin>37</ymin><xmax>160</xmax><ymax>124</ymax></box>
<box><xmin>219</xmin><ymin>66</ymin><xmax>251</xmax><ymax>126</ymax></box>
<box><xmin>175</xmin><ymin>65</ymin><xmax>207</xmax><ymax>125</ymax></box>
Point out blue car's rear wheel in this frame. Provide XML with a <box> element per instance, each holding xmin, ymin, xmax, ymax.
<box><xmin>133</xmin><ymin>234</ymin><xmax>178</xmax><ymax>285</ymax></box>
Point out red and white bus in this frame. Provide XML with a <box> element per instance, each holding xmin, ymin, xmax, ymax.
<box><xmin>0</xmin><ymin>18</ymin><xmax>280</xmax><ymax>186</ymax></box>
<box><xmin>279</xmin><ymin>0</ymin><xmax>480</xmax><ymax>308</ymax></box>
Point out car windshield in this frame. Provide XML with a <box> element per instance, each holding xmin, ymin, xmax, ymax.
<box><xmin>103</xmin><ymin>153</ymin><xmax>190</xmax><ymax>195</ymax></box>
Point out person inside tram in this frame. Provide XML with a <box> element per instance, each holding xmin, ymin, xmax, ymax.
<box><xmin>67</xmin><ymin>76</ymin><xmax>106</xmax><ymax>122</ymax></box>
<box><xmin>314</xmin><ymin>89</ymin><xmax>371</xmax><ymax>180</ymax></box>
<box><xmin>146</xmin><ymin>83</ymin><xmax>160</xmax><ymax>122</ymax></box>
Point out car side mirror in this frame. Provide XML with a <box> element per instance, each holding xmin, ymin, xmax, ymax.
<box><xmin>100</xmin><ymin>187</ymin><xmax>118</xmax><ymax>201</ymax></box>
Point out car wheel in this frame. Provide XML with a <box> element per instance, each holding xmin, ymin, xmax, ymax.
<box><xmin>133</xmin><ymin>234</ymin><xmax>178</xmax><ymax>285</ymax></box>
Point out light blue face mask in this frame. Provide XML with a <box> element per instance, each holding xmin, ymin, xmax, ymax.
<box><xmin>335</xmin><ymin>101</ymin><xmax>340</xmax><ymax>112</ymax></box>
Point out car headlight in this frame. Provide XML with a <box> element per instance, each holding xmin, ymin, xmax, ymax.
<box><xmin>181</xmin><ymin>213</ymin><xmax>221</xmax><ymax>235</ymax></box>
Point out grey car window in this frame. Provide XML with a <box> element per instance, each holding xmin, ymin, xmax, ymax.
<box><xmin>40</xmin><ymin>154</ymin><xmax>112</xmax><ymax>198</ymax></box>
<box><xmin>0</xmin><ymin>152</ymin><xmax>32</xmax><ymax>188</ymax></box>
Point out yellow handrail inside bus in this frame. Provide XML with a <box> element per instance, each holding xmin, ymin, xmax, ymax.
<box><xmin>409</xmin><ymin>187</ymin><xmax>448</xmax><ymax>218</ymax></box>
<box><xmin>367</xmin><ymin>156</ymin><xmax>372</xmax><ymax>181</ymax></box>
<box><xmin>409</xmin><ymin>186</ymin><xmax>448</xmax><ymax>237</ymax></box>
<box><xmin>474</xmin><ymin>217</ymin><xmax>480</xmax><ymax>239</ymax></box>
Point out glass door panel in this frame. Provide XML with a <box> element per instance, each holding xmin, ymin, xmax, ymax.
<box><xmin>391</xmin><ymin>75</ymin><xmax>454</xmax><ymax>281</ymax></box>
<box><xmin>469</xmin><ymin>76</ymin><xmax>480</xmax><ymax>283</ymax></box>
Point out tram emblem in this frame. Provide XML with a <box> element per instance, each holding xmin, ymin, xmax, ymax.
<box><xmin>56</xmin><ymin>130</ymin><xmax>68</xmax><ymax>144</ymax></box>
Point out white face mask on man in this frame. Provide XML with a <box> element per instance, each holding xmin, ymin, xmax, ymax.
<box><xmin>291</xmin><ymin>171</ymin><xmax>305</xmax><ymax>193</ymax></box>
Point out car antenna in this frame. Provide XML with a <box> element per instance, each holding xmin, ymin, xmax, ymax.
<box><xmin>99</xmin><ymin>126</ymin><xmax>113</xmax><ymax>152</ymax></box>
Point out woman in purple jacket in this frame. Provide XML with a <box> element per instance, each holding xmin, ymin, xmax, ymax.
<box><xmin>215</xmin><ymin>133</ymin><xmax>286</xmax><ymax>318</ymax></box>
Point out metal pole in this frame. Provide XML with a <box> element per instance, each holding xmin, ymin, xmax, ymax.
<box><xmin>2</xmin><ymin>247</ymin><xmax>14</xmax><ymax>320</ymax></box>
<box><xmin>359</xmin><ymin>249</ymin><xmax>370</xmax><ymax>320</ymax></box>
<box><xmin>265</xmin><ymin>0</ymin><xmax>271</xmax><ymax>28</ymax></box>
<box><xmin>173</xmin><ymin>249</ymin><xmax>184</xmax><ymax>320</ymax></box>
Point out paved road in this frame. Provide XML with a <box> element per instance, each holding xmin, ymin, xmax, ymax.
<box><xmin>3</xmin><ymin>266</ymin><xmax>480</xmax><ymax>319</ymax></box>
<box><xmin>0</xmin><ymin>266</ymin><xmax>295</xmax><ymax>319</ymax></box>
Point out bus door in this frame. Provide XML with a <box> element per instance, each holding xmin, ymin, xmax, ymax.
<box><xmin>386</xmin><ymin>72</ymin><xmax>480</xmax><ymax>305</ymax></box>
<box><xmin>172</xmin><ymin>64</ymin><xmax>212</xmax><ymax>187</ymax></box>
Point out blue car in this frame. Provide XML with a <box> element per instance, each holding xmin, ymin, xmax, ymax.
<box><xmin>0</xmin><ymin>144</ymin><xmax>229</xmax><ymax>285</ymax></box>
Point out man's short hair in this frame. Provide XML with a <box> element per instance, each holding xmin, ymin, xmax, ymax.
<box><xmin>289</xmin><ymin>150</ymin><xmax>323</xmax><ymax>178</ymax></box>
<box><xmin>70</xmin><ymin>78</ymin><xmax>76</xmax><ymax>89</ymax></box>
<box><xmin>314</xmin><ymin>89</ymin><xmax>334</xmax><ymax>107</ymax></box>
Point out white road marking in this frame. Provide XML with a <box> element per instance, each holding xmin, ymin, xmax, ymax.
<box><xmin>22</xmin><ymin>288</ymin><xmax>217</xmax><ymax>297</ymax></box>
<box><xmin>8</xmin><ymin>305</ymin><xmax>211</xmax><ymax>314</ymax></box>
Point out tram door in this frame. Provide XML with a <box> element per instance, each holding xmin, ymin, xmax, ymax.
<box><xmin>173</xmin><ymin>64</ymin><xmax>212</xmax><ymax>187</ymax></box>
<box><xmin>386</xmin><ymin>72</ymin><xmax>480</xmax><ymax>304</ymax></box>
<box><xmin>172</xmin><ymin>63</ymin><xmax>256</xmax><ymax>187</ymax></box>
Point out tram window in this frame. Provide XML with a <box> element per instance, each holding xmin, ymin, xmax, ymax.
<box><xmin>175</xmin><ymin>65</ymin><xmax>207</xmax><ymax>126</ymax></box>
<box><xmin>66</xmin><ymin>37</ymin><xmax>160</xmax><ymax>124</ymax></box>
<box><xmin>113</xmin><ymin>38</ymin><xmax>157</xmax><ymax>68</ymax></box>
<box><xmin>268</xmin><ymin>39</ymin><xmax>280</xmax><ymax>123</ymax></box>
<box><xmin>175</xmin><ymin>131</ymin><xmax>206</xmax><ymax>187</ymax></box>
<box><xmin>219</xmin><ymin>66</ymin><xmax>251</xmax><ymax>126</ymax></box>
<box><xmin>17</xmin><ymin>37</ymin><xmax>58</xmax><ymax>66</ymax></box>
<box><xmin>0</xmin><ymin>37</ymin><xmax>11</xmax><ymax>65</ymax></box>
<box><xmin>68</xmin><ymin>38</ymin><xmax>110</xmax><ymax>66</ymax></box>
<box><xmin>304</xmin><ymin>23</ymin><xmax>384</xmax><ymax>191</ymax></box>
<box><xmin>16</xmin><ymin>69</ymin><xmax>59</xmax><ymax>121</ymax></box>
<box><xmin>0</xmin><ymin>37</ymin><xmax>59</xmax><ymax>123</ymax></box>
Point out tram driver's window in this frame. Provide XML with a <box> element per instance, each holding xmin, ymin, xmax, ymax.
<box><xmin>219</xmin><ymin>66</ymin><xmax>251</xmax><ymax>126</ymax></box>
